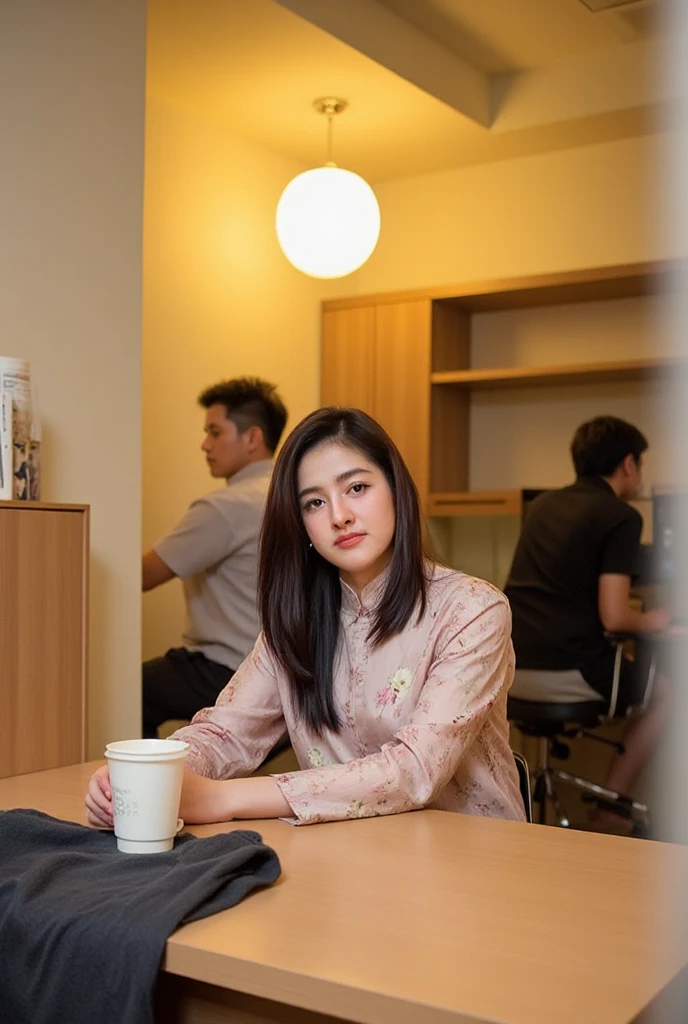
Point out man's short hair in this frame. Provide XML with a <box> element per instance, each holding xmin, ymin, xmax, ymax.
<box><xmin>198</xmin><ymin>377</ymin><xmax>288</xmax><ymax>454</ymax></box>
<box><xmin>570</xmin><ymin>416</ymin><xmax>648</xmax><ymax>478</ymax></box>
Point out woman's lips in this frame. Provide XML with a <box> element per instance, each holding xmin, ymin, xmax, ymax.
<box><xmin>335</xmin><ymin>533</ymin><xmax>366</xmax><ymax>549</ymax></box>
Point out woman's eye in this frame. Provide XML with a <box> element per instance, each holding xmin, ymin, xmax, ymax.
<box><xmin>303</xmin><ymin>497</ymin><xmax>324</xmax><ymax>511</ymax></box>
<box><xmin>350</xmin><ymin>482</ymin><xmax>368</xmax><ymax>495</ymax></box>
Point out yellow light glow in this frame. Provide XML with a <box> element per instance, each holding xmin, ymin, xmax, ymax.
<box><xmin>276</xmin><ymin>166</ymin><xmax>380</xmax><ymax>279</ymax></box>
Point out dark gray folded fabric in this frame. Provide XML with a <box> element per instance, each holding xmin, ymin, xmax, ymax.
<box><xmin>0</xmin><ymin>808</ymin><xmax>281</xmax><ymax>1024</ymax></box>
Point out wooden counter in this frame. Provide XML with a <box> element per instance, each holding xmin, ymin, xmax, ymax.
<box><xmin>1</xmin><ymin>761</ymin><xmax>686</xmax><ymax>1024</ymax></box>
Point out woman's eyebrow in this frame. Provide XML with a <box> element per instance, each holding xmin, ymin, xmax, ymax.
<box><xmin>335</xmin><ymin>467</ymin><xmax>372</xmax><ymax>483</ymax></box>
<box><xmin>298</xmin><ymin>467</ymin><xmax>372</xmax><ymax>499</ymax></box>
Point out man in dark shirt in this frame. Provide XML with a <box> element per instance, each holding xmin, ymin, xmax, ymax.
<box><xmin>505</xmin><ymin>416</ymin><xmax>669</xmax><ymax>810</ymax></box>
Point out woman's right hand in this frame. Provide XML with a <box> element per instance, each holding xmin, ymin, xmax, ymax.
<box><xmin>85</xmin><ymin>765</ymin><xmax>114</xmax><ymax>829</ymax></box>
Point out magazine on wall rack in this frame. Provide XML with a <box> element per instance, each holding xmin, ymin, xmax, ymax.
<box><xmin>0</xmin><ymin>358</ymin><xmax>40</xmax><ymax>502</ymax></box>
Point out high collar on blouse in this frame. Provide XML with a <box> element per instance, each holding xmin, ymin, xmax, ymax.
<box><xmin>339</xmin><ymin>563</ymin><xmax>391</xmax><ymax>620</ymax></box>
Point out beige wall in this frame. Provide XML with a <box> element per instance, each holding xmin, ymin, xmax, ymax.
<box><xmin>142</xmin><ymin>98</ymin><xmax>329</xmax><ymax>659</ymax></box>
<box><xmin>345</xmin><ymin>133</ymin><xmax>670</xmax><ymax>295</ymax></box>
<box><xmin>1</xmin><ymin>0</ymin><xmax>146</xmax><ymax>754</ymax></box>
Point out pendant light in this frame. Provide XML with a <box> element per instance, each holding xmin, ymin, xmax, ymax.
<box><xmin>276</xmin><ymin>98</ymin><xmax>381</xmax><ymax>279</ymax></box>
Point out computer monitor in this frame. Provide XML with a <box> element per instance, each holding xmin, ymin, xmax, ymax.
<box><xmin>652</xmin><ymin>489</ymin><xmax>688</xmax><ymax>622</ymax></box>
<box><xmin>653</xmin><ymin>490</ymin><xmax>687</xmax><ymax>584</ymax></box>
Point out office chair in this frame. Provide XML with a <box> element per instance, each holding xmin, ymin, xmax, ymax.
<box><xmin>507</xmin><ymin>634</ymin><xmax>656</xmax><ymax>828</ymax></box>
<box><xmin>513</xmin><ymin>751</ymin><xmax>532</xmax><ymax>823</ymax></box>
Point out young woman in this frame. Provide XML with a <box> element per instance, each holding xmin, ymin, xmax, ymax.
<box><xmin>86</xmin><ymin>408</ymin><xmax>525</xmax><ymax>827</ymax></box>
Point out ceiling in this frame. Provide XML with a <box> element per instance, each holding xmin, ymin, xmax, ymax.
<box><xmin>147</xmin><ymin>0</ymin><xmax>671</xmax><ymax>183</ymax></box>
<box><xmin>377</xmin><ymin>0</ymin><xmax>663</xmax><ymax>72</ymax></box>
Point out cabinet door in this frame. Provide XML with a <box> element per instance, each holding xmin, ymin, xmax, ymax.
<box><xmin>0</xmin><ymin>507</ymin><xmax>88</xmax><ymax>777</ymax></box>
<box><xmin>321</xmin><ymin>307</ymin><xmax>375</xmax><ymax>415</ymax></box>
<box><xmin>373</xmin><ymin>301</ymin><xmax>432</xmax><ymax>501</ymax></box>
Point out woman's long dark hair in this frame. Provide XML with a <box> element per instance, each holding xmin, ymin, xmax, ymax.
<box><xmin>259</xmin><ymin>407</ymin><xmax>428</xmax><ymax>736</ymax></box>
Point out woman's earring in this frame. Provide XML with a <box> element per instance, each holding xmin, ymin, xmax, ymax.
<box><xmin>309</xmin><ymin>542</ymin><xmax>313</xmax><ymax>549</ymax></box>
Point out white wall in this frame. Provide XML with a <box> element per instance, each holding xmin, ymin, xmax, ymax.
<box><xmin>0</xmin><ymin>0</ymin><xmax>146</xmax><ymax>754</ymax></box>
<box><xmin>142</xmin><ymin>98</ymin><xmax>329</xmax><ymax>660</ymax></box>
<box><xmin>343</xmin><ymin>133</ymin><xmax>672</xmax><ymax>296</ymax></box>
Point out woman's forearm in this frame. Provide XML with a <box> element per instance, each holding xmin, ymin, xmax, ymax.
<box><xmin>179</xmin><ymin>770</ymin><xmax>294</xmax><ymax>824</ymax></box>
<box><xmin>227</xmin><ymin>775</ymin><xmax>294</xmax><ymax>820</ymax></box>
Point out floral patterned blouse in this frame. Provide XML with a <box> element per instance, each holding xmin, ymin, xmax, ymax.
<box><xmin>173</xmin><ymin>565</ymin><xmax>525</xmax><ymax>825</ymax></box>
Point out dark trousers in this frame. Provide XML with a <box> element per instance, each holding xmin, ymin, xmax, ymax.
<box><xmin>142</xmin><ymin>647</ymin><xmax>234</xmax><ymax>739</ymax></box>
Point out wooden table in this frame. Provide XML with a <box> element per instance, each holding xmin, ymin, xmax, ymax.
<box><xmin>1</xmin><ymin>762</ymin><xmax>687</xmax><ymax>1024</ymax></box>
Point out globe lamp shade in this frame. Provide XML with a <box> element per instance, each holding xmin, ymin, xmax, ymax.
<box><xmin>276</xmin><ymin>165</ymin><xmax>380</xmax><ymax>279</ymax></box>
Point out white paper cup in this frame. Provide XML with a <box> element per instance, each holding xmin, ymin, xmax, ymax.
<box><xmin>105</xmin><ymin>738</ymin><xmax>189</xmax><ymax>854</ymax></box>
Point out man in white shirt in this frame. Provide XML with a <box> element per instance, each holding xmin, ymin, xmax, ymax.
<box><xmin>142</xmin><ymin>377</ymin><xmax>288</xmax><ymax>738</ymax></box>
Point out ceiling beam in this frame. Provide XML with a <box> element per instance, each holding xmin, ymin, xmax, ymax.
<box><xmin>272</xmin><ymin>0</ymin><xmax>492</xmax><ymax>128</ymax></box>
<box><xmin>493</xmin><ymin>39</ymin><xmax>672</xmax><ymax>133</ymax></box>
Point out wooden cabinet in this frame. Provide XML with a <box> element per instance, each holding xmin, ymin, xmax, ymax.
<box><xmin>372</xmin><ymin>301</ymin><xmax>433</xmax><ymax>499</ymax></box>
<box><xmin>322</xmin><ymin>299</ymin><xmax>438</xmax><ymax>500</ymax></box>
<box><xmin>322</xmin><ymin>260</ymin><xmax>682</xmax><ymax>512</ymax></box>
<box><xmin>0</xmin><ymin>501</ymin><xmax>88</xmax><ymax>778</ymax></box>
<box><xmin>321</xmin><ymin>307</ymin><xmax>375</xmax><ymax>414</ymax></box>
<box><xmin>322</xmin><ymin>301</ymin><xmax>433</xmax><ymax>488</ymax></box>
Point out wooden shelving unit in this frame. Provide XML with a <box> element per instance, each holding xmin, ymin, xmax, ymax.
<box><xmin>427</xmin><ymin>490</ymin><xmax>525</xmax><ymax>517</ymax></box>
<box><xmin>322</xmin><ymin>260</ymin><xmax>672</xmax><ymax>312</ymax></box>
<box><xmin>430</xmin><ymin>356</ymin><xmax>684</xmax><ymax>391</ymax></box>
<box><xmin>321</xmin><ymin>260</ymin><xmax>682</xmax><ymax>514</ymax></box>
<box><xmin>427</xmin><ymin>489</ymin><xmax>550</xmax><ymax>518</ymax></box>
